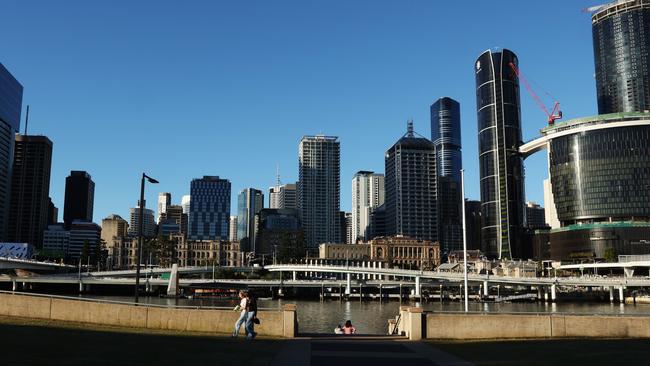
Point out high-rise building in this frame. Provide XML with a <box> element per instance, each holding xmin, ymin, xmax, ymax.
<box><xmin>269</xmin><ymin>183</ymin><xmax>297</xmax><ymax>210</ymax></box>
<box><xmin>101</xmin><ymin>214</ymin><xmax>129</xmax><ymax>244</ymax></box>
<box><xmin>592</xmin><ymin>0</ymin><xmax>650</xmax><ymax>114</ymax></box>
<box><xmin>0</xmin><ymin>63</ymin><xmax>22</xmax><ymax>242</ymax></box>
<box><xmin>237</xmin><ymin>188</ymin><xmax>264</xmax><ymax>252</ymax></box>
<box><xmin>475</xmin><ymin>48</ymin><xmax>526</xmax><ymax>259</ymax></box>
<box><xmin>127</xmin><ymin>200</ymin><xmax>156</xmax><ymax>238</ymax></box>
<box><xmin>7</xmin><ymin>135</ymin><xmax>53</xmax><ymax>248</ymax></box>
<box><xmin>188</xmin><ymin>176</ymin><xmax>231</xmax><ymax>241</ymax></box>
<box><xmin>431</xmin><ymin>97</ymin><xmax>463</xmax><ymax>254</ymax></box>
<box><xmin>298</xmin><ymin>135</ymin><xmax>340</xmax><ymax>248</ymax></box>
<box><xmin>181</xmin><ymin>195</ymin><xmax>191</xmax><ymax>214</ymax></box>
<box><xmin>157</xmin><ymin>192</ymin><xmax>171</xmax><ymax>223</ymax></box>
<box><xmin>63</xmin><ymin>171</ymin><xmax>95</xmax><ymax>229</ymax></box>
<box><xmin>254</xmin><ymin>208</ymin><xmax>301</xmax><ymax>257</ymax></box>
<box><xmin>344</xmin><ymin>212</ymin><xmax>353</xmax><ymax>244</ymax></box>
<box><xmin>68</xmin><ymin>220</ymin><xmax>101</xmax><ymax>259</ymax></box>
<box><xmin>47</xmin><ymin>197</ymin><xmax>58</xmax><ymax>225</ymax></box>
<box><xmin>42</xmin><ymin>224</ymin><xmax>69</xmax><ymax>258</ymax></box>
<box><xmin>229</xmin><ymin>216</ymin><xmax>238</xmax><ymax>242</ymax></box>
<box><xmin>385</xmin><ymin>121</ymin><xmax>437</xmax><ymax>242</ymax></box>
<box><xmin>464</xmin><ymin>200</ymin><xmax>482</xmax><ymax>251</ymax></box>
<box><xmin>159</xmin><ymin>205</ymin><xmax>187</xmax><ymax>236</ymax></box>
<box><xmin>525</xmin><ymin>202</ymin><xmax>547</xmax><ymax>230</ymax></box>
<box><xmin>351</xmin><ymin>171</ymin><xmax>385</xmax><ymax>243</ymax></box>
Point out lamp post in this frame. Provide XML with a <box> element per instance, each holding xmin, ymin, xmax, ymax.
<box><xmin>135</xmin><ymin>173</ymin><xmax>158</xmax><ymax>304</ymax></box>
<box><xmin>460</xmin><ymin>169</ymin><xmax>469</xmax><ymax>312</ymax></box>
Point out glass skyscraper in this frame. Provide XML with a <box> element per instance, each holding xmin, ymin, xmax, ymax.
<box><xmin>592</xmin><ymin>0</ymin><xmax>650</xmax><ymax>114</ymax></box>
<box><xmin>0</xmin><ymin>63</ymin><xmax>22</xmax><ymax>241</ymax></box>
<box><xmin>431</xmin><ymin>97</ymin><xmax>463</xmax><ymax>254</ymax></box>
<box><xmin>63</xmin><ymin>171</ymin><xmax>95</xmax><ymax>229</ymax></box>
<box><xmin>188</xmin><ymin>176</ymin><xmax>231</xmax><ymax>241</ymax></box>
<box><xmin>475</xmin><ymin>48</ymin><xmax>526</xmax><ymax>259</ymax></box>
<box><xmin>385</xmin><ymin>121</ymin><xmax>437</xmax><ymax>242</ymax></box>
<box><xmin>237</xmin><ymin>188</ymin><xmax>264</xmax><ymax>253</ymax></box>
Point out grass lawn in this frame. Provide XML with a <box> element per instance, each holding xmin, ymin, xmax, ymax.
<box><xmin>431</xmin><ymin>338</ymin><xmax>650</xmax><ymax>366</ymax></box>
<box><xmin>0</xmin><ymin>316</ymin><xmax>285</xmax><ymax>366</ymax></box>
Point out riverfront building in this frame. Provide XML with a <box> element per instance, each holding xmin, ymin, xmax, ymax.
<box><xmin>188</xmin><ymin>176</ymin><xmax>231</xmax><ymax>241</ymax></box>
<box><xmin>592</xmin><ymin>0</ymin><xmax>650</xmax><ymax>114</ymax></box>
<box><xmin>0</xmin><ymin>63</ymin><xmax>22</xmax><ymax>242</ymax></box>
<box><xmin>385</xmin><ymin>121</ymin><xmax>437</xmax><ymax>242</ymax></box>
<box><xmin>298</xmin><ymin>135</ymin><xmax>340</xmax><ymax>248</ymax></box>
<box><xmin>7</xmin><ymin>135</ymin><xmax>53</xmax><ymax>248</ymax></box>
<box><xmin>475</xmin><ymin>48</ymin><xmax>526</xmax><ymax>259</ymax></box>
<box><xmin>68</xmin><ymin>220</ymin><xmax>101</xmax><ymax>259</ymax></box>
<box><xmin>254</xmin><ymin>208</ymin><xmax>301</xmax><ymax>258</ymax></box>
<box><xmin>351</xmin><ymin>171</ymin><xmax>385</xmax><ymax>243</ymax></box>
<box><xmin>431</xmin><ymin>97</ymin><xmax>463</xmax><ymax>254</ymax></box>
<box><xmin>237</xmin><ymin>188</ymin><xmax>264</xmax><ymax>253</ymax></box>
<box><xmin>63</xmin><ymin>171</ymin><xmax>95</xmax><ymax>229</ymax></box>
<box><xmin>176</xmin><ymin>239</ymin><xmax>241</xmax><ymax>267</ymax></box>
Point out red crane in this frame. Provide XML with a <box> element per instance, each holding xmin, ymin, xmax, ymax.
<box><xmin>509</xmin><ymin>62</ymin><xmax>562</xmax><ymax>126</ymax></box>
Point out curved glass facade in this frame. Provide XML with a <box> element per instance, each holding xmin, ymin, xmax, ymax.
<box><xmin>592</xmin><ymin>0</ymin><xmax>650</xmax><ymax>114</ymax></box>
<box><xmin>549</xmin><ymin>125</ymin><xmax>650</xmax><ymax>223</ymax></box>
<box><xmin>475</xmin><ymin>49</ymin><xmax>525</xmax><ymax>259</ymax></box>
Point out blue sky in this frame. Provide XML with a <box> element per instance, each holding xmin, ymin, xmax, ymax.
<box><xmin>2</xmin><ymin>0</ymin><xmax>599</xmax><ymax>222</ymax></box>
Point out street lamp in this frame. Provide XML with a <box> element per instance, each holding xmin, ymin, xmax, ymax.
<box><xmin>460</xmin><ymin>169</ymin><xmax>469</xmax><ymax>312</ymax></box>
<box><xmin>135</xmin><ymin>172</ymin><xmax>158</xmax><ymax>304</ymax></box>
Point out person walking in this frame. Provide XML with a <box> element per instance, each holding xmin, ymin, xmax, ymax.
<box><xmin>245</xmin><ymin>292</ymin><xmax>258</xmax><ymax>339</ymax></box>
<box><xmin>231</xmin><ymin>290</ymin><xmax>249</xmax><ymax>337</ymax></box>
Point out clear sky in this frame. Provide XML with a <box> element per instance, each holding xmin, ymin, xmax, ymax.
<box><xmin>2</xmin><ymin>0</ymin><xmax>599</xmax><ymax>222</ymax></box>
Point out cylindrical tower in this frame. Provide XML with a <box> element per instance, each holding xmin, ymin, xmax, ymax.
<box><xmin>475</xmin><ymin>48</ymin><xmax>526</xmax><ymax>259</ymax></box>
<box><xmin>593</xmin><ymin>0</ymin><xmax>650</xmax><ymax>114</ymax></box>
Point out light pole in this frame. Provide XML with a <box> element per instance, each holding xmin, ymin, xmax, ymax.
<box><xmin>461</xmin><ymin>169</ymin><xmax>469</xmax><ymax>312</ymax></box>
<box><xmin>135</xmin><ymin>172</ymin><xmax>158</xmax><ymax>304</ymax></box>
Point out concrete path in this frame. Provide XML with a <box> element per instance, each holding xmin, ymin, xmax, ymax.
<box><xmin>271</xmin><ymin>336</ymin><xmax>473</xmax><ymax>366</ymax></box>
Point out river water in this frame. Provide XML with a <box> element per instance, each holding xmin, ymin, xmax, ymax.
<box><xmin>84</xmin><ymin>296</ymin><xmax>650</xmax><ymax>335</ymax></box>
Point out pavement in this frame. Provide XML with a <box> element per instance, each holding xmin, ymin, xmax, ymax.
<box><xmin>271</xmin><ymin>336</ymin><xmax>473</xmax><ymax>366</ymax></box>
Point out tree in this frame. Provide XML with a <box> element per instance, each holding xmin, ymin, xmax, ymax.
<box><xmin>276</xmin><ymin>231</ymin><xmax>306</xmax><ymax>263</ymax></box>
<box><xmin>80</xmin><ymin>240</ymin><xmax>90</xmax><ymax>265</ymax></box>
<box><xmin>604</xmin><ymin>247</ymin><xmax>617</xmax><ymax>263</ymax></box>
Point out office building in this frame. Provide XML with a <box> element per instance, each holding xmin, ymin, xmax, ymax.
<box><xmin>368</xmin><ymin>204</ymin><xmax>387</xmax><ymax>240</ymax></box>
<box><xmin>229</xmin><ymin>216</ymin><xmax>238</xmax><ymax>242</ymax></box>
<box><xmin>592</xmin><ymin>0</ymin><xmax>650</xmax><ymax>114</ymax></box>
<box><xmin>298</xmin><ymin>135</ymin><xmax>340</xmax><ymax>248</ymax></box>
<box><xmin>47</xmin><ymin>197</ymin><xmax>58</xmax><ymax>225</ymax></box>
<box><xmin>101</xmin><ymin>214</ymin><xmax>128</xmax><ymax>244</ymax></box>
<box><xmin>68</xmin><ymin>220</ymin><xmax>101</xmax><ymax>259</ymax></box>
<box><xmin>269</xmin><ymin>183</ymin><xmax>297</xmax><ymax>210</ymax></box>
<box><xmin>181</xmin><ymin>195</ymin><xmax>191</xmax><ymax>214</ymax></box>
<box><xmin>237</xmin><ymin>188</ymin><xmax>264</xmax><ymax>252</ymax></box>
<box><xmin>464</xmin><ymin>200</ymin><xmax>482</xmax><ymax>251</ymax></box>
<box><xmin>188</xmin><ymin>176</ymin><xmax>230</xmax><ymax>241</ymax></box>
<box><xmin>157</xmin><ymin>192</ymin><xmax>171</xmax><ymax>223</ymax></box>
<box><xmin>475</xmin><ymin>48</ymin><xmax>526</xmax><ymax>259</ymax></box>
<box><xmin>431</xmin><ymin>97</ymin><xmax>463</xmax><ymax>254</ymax></box>
<box><xmin>385</xmin><ymin>121</ymin><xmax>437</xmax><ymax>242</ymax></box>
<box><xmin>351</xmin><ymin>171</ymin><xmax>385</xmax><ymax>243</ymax></box>
<box><xmin>159</xmin><ymin>204</ymin><xmax>187</xmax><ymax>236</ymax></box>
<box><xmin>127</xmin><ymin>200</ymin><xmax>156</xmax><ymax>238</ymax></box>
<box><xmin>525</xmin><ymin>202</ymin><xmax>547</xmax><ymax>229</ymax></box>
<box><xmin>42</xmin><ymin>224</ymin><xmax>70</xmax><ymax>258</ymax></box>
<box><xmin>254</xmin><ymin>208</ymin><xmax>301</xmax><ymax>257</ymax></box>
<box><xmin>63</xmin><ymin>171</ymin><xmax>95</xmax><ymax>229</ymax></box>
<box><xmin>0</xmin><ymin>63</ymin><xmax>22</xmax><ymax>241</ymax></box>
<box><xmin>345</xmin><ymin>212</ymin><xmax>353</xmax><ymax>244</ymax></box>
<box><xmin>7</xmin><ymin>135</ymin><xmax>53</xmax><ymax>248</ymax></box>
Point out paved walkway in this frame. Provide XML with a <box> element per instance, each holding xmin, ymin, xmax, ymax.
<box><xmin>271</xmin><ymin>336</ymin><xmax>473</xmax><ymax>366</ymax></box>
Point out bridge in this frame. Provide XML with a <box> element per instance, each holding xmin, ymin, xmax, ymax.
<box><xmin>0</xmin><ymin>257</ymin><xmax>75</xmax><ymax>272</ymax></box>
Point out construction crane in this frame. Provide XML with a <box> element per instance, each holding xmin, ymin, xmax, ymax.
<box><xmin>509</xmin><ymin>62</ymin><xmax>562</xmax><ymax>126</ymax></box>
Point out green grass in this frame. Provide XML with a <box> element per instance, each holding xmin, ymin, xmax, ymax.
<box><xmin>431</xmin><ymin>338</ymin><xmax>650</xmax><ymax>366</ymax></box>
<box><xmin>0</xmin><ymin>316</ymin><xmax>284</xmax><ymax>366</ymax></box>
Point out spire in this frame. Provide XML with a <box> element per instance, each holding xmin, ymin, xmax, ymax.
<box><xmin>406</xmin><ymin>119</ymin><xmax>414</xmax><ymax>137</ymax></box>
<box><xmin>276</xmin><ymin>163</ymin><xmax>281</xmax><ymax>187</ymax></box>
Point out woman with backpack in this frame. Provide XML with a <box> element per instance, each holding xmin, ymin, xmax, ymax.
<box><xmin>245</xmin><ymin>292</ymin><xmax>258</xmax><ymax>339</ymax></box>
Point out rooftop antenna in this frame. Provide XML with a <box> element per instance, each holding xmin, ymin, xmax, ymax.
<box><xmin>24</xmin><ymin>105</ymin><xmax>30</xmax><ymax>135</ymax></box>
<box><xmin>406</xmin><ymin>119</ymin><xmax>414</xmax><ymax>137</ymax></box>
<box><xmin>276</xmin><ymin>163</ymin><xmax>281</xmax><ymax>187</ymax></box>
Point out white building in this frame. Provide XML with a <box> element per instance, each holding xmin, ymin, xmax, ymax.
<box><xmin>351</xmin><ymin>171</ymin><xmax>385</xmax><ymax>243</ymax></box>
<box><xmin>157</xmin><ymin>192</ymin><xmax>171</xmax><ymax>223</ymax></box>
<box><xmin>128</xmin><ymin>201</ymin><xmax>156</xmax><ymax>238</ymax></box>
<box><xmin>181</xmin><ymin>195</ymin><xmax>191</xmax><ymax>214</ymax></box>
<box><xmin>269</xmin><ymin>183</ymin><xmax>297</xmax><ymax>210</ymax></box>
<box><xmin>229</xmin><ymin>215</ymin><xmax>238</xmax><ymax>242</ymax></box>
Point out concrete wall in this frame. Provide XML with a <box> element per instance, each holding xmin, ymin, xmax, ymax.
<box><xmin>426</xmin><ymin>312</ymin><xmax>650</xmax><ymax>339</ymax></box>
<box><xmin>0</xmin><ymin>292</ymin><xmax>296</xmax><ymax>338</ymax></box>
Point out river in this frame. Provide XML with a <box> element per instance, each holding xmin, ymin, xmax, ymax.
<box><xmin>84</xmin><ymin>296</ymin><xmax>650</xmax><ymax>335</ymax></box>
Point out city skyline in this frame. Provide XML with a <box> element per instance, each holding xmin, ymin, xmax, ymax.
<box><xmin>2</xmin><ymin>1</ymin><xmax>598</xmax><ymax>222</ymax></box>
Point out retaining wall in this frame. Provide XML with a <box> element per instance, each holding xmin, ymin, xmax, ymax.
<box><xmin>0</xmin><ymin>292</ymin><xmax>296</xmax><ymax>338</ymax></box>
<box><xmin>425</xmin><ymin>312</ymin><xmax>650</xmax><ymax>339</ymax></box>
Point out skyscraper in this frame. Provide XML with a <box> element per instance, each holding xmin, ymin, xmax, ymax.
<box><xmin>157</xmin><ymin>192</ymin><xmax>171</xmax><ymax>223</ymax></box>
<box><xmin>351</xmin><ymin>171</ymin><xmax>385</xmax><ymax>243</ymax></box>
<box><xmin>0</xmin><ymin>63</ymin><xmax>22</xmax><ymax>241</ymax></box>
<box><xmin>592</xmin><ymin>0</ymin><xmax>650</xmax><ymax>114</ymax></box>
<box><xmin>127</xmin><ymin>200</ymin><xmax>156</xmax><ymax>238</ymax></box>
<box><xmin>181</xmin><ymin>195</ymin><xmax>191</xmax><ymax>214</ymax></box>
<box><xmin>229</xmin><ymin>216</ymin><xmax>238</xmax><ymax>242</ymax></box>
<box><xmin>431</xmin><ymin>97</ymin><xmax>463</xmax><ymax>254</ymax></box>
<box><xmin>475</xmin><ymin>48</ymin><xmax>526</xmax><ymax>259</ymax></box>
<box><xmin>269</xmin><ymin>183</ymin><xmax>297</xmax><ymax>210</ymax></box>
<box><xmin>385</xmin><ymin>121</ymin><xmax>437</xmax><ymax>242</ymax></box>
<box><xmin>237</xmin><ymin>188</ymin><xmax>264</xmax><ymax>252</ymax></box>
<box><xmin>298</xmin><ymin>135</ymin><xmax>340</xmax><ymax>248</ymax></box>
<box><xmin>188</xmin><ymin>176</ymin><xmax>231</xmax><ymax>241</ymax></box>
<box><xmin>101</xmin><ymin>214</ymin><xmax>129</xmax><ymax>244</ymax></box>
<box><xmin>8</xmin><ymin>135</ymin><xmax>53</xmax><ymax>248</ymax></box>
<box><xmin>63</xmin><ymin>171</ymin><xmax>95</xmax><ymax>229</ymax></box>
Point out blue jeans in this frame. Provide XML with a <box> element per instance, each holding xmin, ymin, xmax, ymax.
<box><xmin>245</xmin><ymin>311</ymin><xmax>257</xmax><ymax>338</ymax></box>
<box><xmin>232</xmin><ymin>311</ymin><xmax>248</xmax><ymax>337</ymax></box>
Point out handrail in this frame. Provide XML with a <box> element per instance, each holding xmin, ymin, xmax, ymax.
<box><xmin>0</xmin><ymin>290</ymin><xmax>278</xmax><ymax>311</ymax></box>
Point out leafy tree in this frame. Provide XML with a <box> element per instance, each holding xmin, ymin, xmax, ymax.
<box><xmin>604</xmin><ymin>247</ymin><xmax>617</xmax><ymax>262</ymax></box>
<box><xmin>80</xmin><ymin>240</ymin><xmax>90</xmax><ymax>265</ymax></box>
<box><xmin>276</xmin><ymin>231</ymin><xmax>306</xmax><ymax>263</ymax></box>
